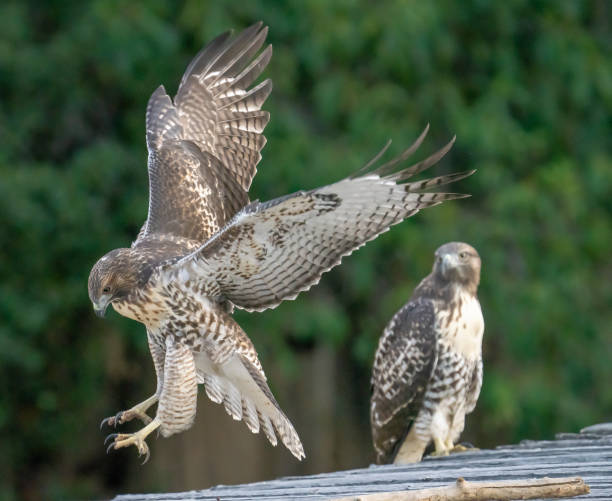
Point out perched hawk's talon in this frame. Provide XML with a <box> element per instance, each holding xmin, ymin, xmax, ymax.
<box><xmin>430</xmin><ymin>449</ymin><xmax>450</xmax><ymax>457</ymax></box>
<box><xmin>451</xmin><ymin>443</ymin><xmax>479</xmax><ymax>453</ymax></box>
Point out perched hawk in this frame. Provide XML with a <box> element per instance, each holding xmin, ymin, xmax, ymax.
<box><xmin>89</xmin><ymin>23</ymin><xmax>474</xmax><ymax>462</ymax></box>
<box><xmin>370</xmin><ymin>242</ymin><xmax>484</xmax><ymax>464</ymax></box>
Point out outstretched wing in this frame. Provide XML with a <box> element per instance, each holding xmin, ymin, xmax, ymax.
<box><xmin>139</xmin><ymin>22</ymin><xmax>272</xmax><ymax>245</ymax></box>
<box><xmin>370</xmin><ymin>297</ymin><xmax>438</xmax><ymax>464</ymax></box>
<box><xmin>161</xmin><ymin>126</ymin><xmax>474</xmax><ymax>311</ymax></box>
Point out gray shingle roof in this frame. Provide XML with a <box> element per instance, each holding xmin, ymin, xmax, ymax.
<box><xmin>115</xmin><ymin>423</ymin><xmax>612</xmax><ymax>501</ymax></box>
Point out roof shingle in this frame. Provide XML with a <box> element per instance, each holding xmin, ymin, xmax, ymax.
<box><xmin>115</xmin><ymin>422</ymin><xmax>612</xmax><ymax>501</ymax></box>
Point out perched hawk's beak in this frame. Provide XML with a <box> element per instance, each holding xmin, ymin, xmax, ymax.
<box><xmin>441</xmin><ymin>254</ymin><xmax>458</xmax><ymax>275</ymax></box>
<box><xmin>93</xmin><ymin>294</ymin><xmax>112</xmax><ymax>318</ymax></box>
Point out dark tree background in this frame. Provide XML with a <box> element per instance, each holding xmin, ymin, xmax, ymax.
<box><xmin>0</xmin><ymin>1</ymin><xmax>610</xmax><ymax>500</ymax></box>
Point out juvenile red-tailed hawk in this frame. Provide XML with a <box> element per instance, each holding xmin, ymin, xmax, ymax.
<box><xmin>371</xmin><ymin>242</ymin><xmax>484</xmax><ymax>464</ymax></box>
<box><xmin>89</xmin><ymin>23</ymin><xmax>474</xmax><ymax>462</ymax></box>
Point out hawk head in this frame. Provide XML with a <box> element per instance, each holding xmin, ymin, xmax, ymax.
<box><xmin>88</xmin><ymin>248</ymin><xmax>144</xmax><ymax>318</ymax></box>
<box><xmin>432</xmin><ymin>241</ymin><xmax>481</xmax><ymax>293</ymax></box>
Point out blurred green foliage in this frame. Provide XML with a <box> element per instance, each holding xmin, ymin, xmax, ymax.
<box><xmin>0</xmin><ymin>1</ymin><xmax>611</xmax><ymax>499</ymax></box>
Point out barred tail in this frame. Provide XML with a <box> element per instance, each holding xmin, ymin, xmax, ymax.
<box><xmin>195</xmin><ymin>352</ymin><xmax>305</xmax><ymax>460</ymax></box>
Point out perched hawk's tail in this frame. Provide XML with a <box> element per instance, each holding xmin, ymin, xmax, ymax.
<box><xmin>194</xmin><ymin>352</ymin><xmax>305</xmax><ymax>460</ymax></box>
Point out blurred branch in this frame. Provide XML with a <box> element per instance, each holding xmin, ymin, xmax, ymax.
<box><xmin>332</xmin><ymin>476</ymin><xmax>589</xmax><ymax>501</ymax></box>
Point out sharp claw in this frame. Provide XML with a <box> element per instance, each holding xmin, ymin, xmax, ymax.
<box><xmin>104</xmin><ymin>433</ymin><xmax>118</xmax><ymax>446</ymax></box>
<box><xmin>141</xmin><ymin>448</ymin><xmax>150</xmax><ymax>465</ymax></box>
<box><xmin>114</xmin><ymin>411</ymin><xmax>124</xmax><ymax>426</ymax></box>
<box><xmin>100</xmin><ymin>417</ymin><xmax>110</xmax><ymax>430</ymax></box>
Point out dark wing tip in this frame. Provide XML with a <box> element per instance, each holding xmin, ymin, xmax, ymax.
<box><xmin>353</xmin><ymin>124</ymin><xmax>455</xmax><ymax>181</ymax></box>
<box><xmin>443</xmin><ymin>193</ymin><xmax>472</xmax><ymax>200</ymax></box>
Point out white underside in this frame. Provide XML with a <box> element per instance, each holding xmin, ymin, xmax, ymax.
<box><xmin>193</xmin><ymin>351</ymin><xmax>279</xmax><ymax>419</ymax></box>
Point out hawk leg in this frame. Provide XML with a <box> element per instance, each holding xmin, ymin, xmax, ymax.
<box><xmin>105</xmin><ymin>417</ymin><xmax>161</xmax><ymax>464</ymax></box>
<box><xmin>100</xmin><ymin>394</ymin><xmax>158</xmax><ymax>428</ymax></box>
<box><xmin>101</xmin><ymin>330</ymin><xmax>166</xmax><ymax>430</ymax></box>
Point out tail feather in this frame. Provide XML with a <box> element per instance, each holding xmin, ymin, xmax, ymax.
<box><xmin>242</xmin><ymin>397</ymin><xmax>260</xmax><ymax>433</ymax></box>
<box><xmin>259</xmin><ymin>411</ymin><xmax>278</xmax><ymax>446</ymax></box>
<box><xmin>223</xmin><ymin>382</ymin><xmax>243</xmax><ymax>420</ymax></box>
<box><xmin>201</xmin><ymin>373</ymin><xmax>224</xmax><ymax>404</ymax></box>
<box><xmin>194</xmin><ymin>352</ymin><xmax>305</xmax><ymax>460</ymax></box>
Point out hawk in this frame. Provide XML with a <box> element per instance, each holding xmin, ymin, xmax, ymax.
<box><xmin>89</xmin><ymin>22</ymin><xmax>474</xmax><ymax>462</ymax></box>
<box><xmin>370</xmin><ymin>242</ymin><xmax>484</xmax><ymax>464</ymax></box>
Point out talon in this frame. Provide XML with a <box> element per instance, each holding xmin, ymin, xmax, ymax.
<box><xmin>430</xmin><ymin>450</ymin><xmax>450</xmax><ymax>457</ymax></box>
<box><xmin>99</xmin><ymin>407</ymin><xmax>152</xmax><ymax>429</ymax></box>
<box><xmin>139</xmin><ymin>443</ymin><xmax>151</xmax><ymax>465</ymax></box>
<box><xmin>113</xmin><ymin>411</ymin><xmax>124</xmax><ymax>426</ymax></box>
<box><xmin>101</xmin><ymin>418</ymin><xmax>160</xmax><ymax>462</ymax></box>
<box><xmin>100</xmin><ymin>412</ymin><xmax>122</xmax><ymax>429</ymax></box>
<box><xmin>451</xmin><ymin>443</ymin><xmax>479</xmax><ymax>453</ymax></box>
<box><xmin>104</xmin><ymin>433</ymin><xmax>118</xmax><ymax>446</ymax></box>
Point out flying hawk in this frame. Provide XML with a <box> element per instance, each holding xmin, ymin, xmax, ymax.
<box><xmin>370</xmin><ymin>242</ymin><xmax>484</xmax><ymax>464</ymax></box>
<box><xmin>89</xmin><ymin>22</ymin><xmax>474</xmax><ymax>463</ymax></box>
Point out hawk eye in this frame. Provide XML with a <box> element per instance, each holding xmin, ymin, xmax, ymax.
<box><xmin>459</xmin><ymin>252</ymin><xmax>467</xmax><ymax>259</ymax></box>
<box><xmin>102</xmin><ymin>286</ymin><xmax>111</xmax><ymax>294</ymax></box>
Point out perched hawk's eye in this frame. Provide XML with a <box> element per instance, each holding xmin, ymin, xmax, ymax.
<box><xmin>102</xmin><ymin>286</ymin><xmax>111</xmax><ymax>294</ymax></box>
<box><xmin>459</xmin><ymin>252</ymin><xmax>467</xmax><ymax>259</ymax></box>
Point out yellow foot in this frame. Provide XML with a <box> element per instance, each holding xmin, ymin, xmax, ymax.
<box><xmin>429</xmin><ymin>449</ymin><xmax>450</xmax><ymax>457</ymax></box>
<box><xmin>100</xmin><ymin>395</ymin><xmax>158</xmax><ymax>428</ymax></box>
<box><xmin>451</xmin><ymin>443</ymin><xmax>479</xmax><ymax>453</ymax></box>
<box><xmin>430</xmin><ymin>437</ymin><xmax>450</xmax><ymax>457</ymax></box>
<box><xmin>105</xmin><ymin>418</ymin><xmax>160</xmax><ymax>464</ymax></box>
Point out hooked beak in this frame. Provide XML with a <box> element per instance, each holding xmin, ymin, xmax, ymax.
<box><xmin>441</xmin><ymin>254</ymin><xmax>458</xmax><ymax>275</ymax></box>
<box><xmin>93</xmin><ymin>294</ymin><xmax>112</xmax><ymax>318</ymax></box>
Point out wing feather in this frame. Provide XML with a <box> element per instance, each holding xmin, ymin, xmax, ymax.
<box><xmin>139</xmin><ymin>23</ymin><xmax>272</xmax><ymax>246</ymax></box>
<box><xmin>160</xmin><ymin>129</ymin><xmax>473</xmax><ymax>311</ymax></box>
<box><xmin>370</xmin><ymin>296</ymin><xmax>438</xmax><ymax>464</ymax></box>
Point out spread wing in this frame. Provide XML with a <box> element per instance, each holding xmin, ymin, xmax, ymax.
<box><xmin>370</xmin><ymin>296</ymin><xmax>438</xmax><ymax>464</ymax></box>
<box><xmin>161</xmin><ymin>126</ymin><xmax>474</xmax><ymax>311</ymax></box>
<box><xmin>138</xmin><ymin>22</ymin><xmax>272</xmax><ymax>246</ymax></box>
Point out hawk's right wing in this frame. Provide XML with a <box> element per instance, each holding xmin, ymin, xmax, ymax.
<box><xmin>137</xmin><ymin>23</ymin><xmax>272</xmax><ymax>246</ymax></box>
<box><xmin>370</xmin><ymin>297</ymin><xmax>438</xmax><ymax>464</ymax></box>
<box><xmin>159</xmin><ymin>127</ymin><xmax>473</xmax><ymax>311</ymax></box>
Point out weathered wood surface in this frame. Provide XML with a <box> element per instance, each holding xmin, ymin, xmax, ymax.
<box><xmin>115</xmin><ymin>423</ymin><xmax>612</xmax><ymax>500</ymax></box>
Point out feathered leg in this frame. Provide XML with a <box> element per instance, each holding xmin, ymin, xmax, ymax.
<box><xmin>101</xmin><ymin>330</ymin><xmax>166</xmax><ymax>428</ymax></box>
<box><xmin>105</xmin><ymin>337</ymin><xmax>197</xmax><ymax>462</ymax></box>
<box><xmin>156</xmin><ymin>337</ymin><xmax>198</xmax><ymax>437</ymax></box>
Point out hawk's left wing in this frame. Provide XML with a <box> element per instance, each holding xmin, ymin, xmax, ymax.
<box><xmin>370</xmin><ymin>297</ymin><xmax>438</xmax><ymax>464</ymax></box>
<box><xmin>138</xmin><ymin>23</ymin><xmax>272</xmax><ymax>246</ymax></box>
<box><xmin>160</xmin><ymin>128</ymin><xmax>473</xmax><ymax>311</ymax></box>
